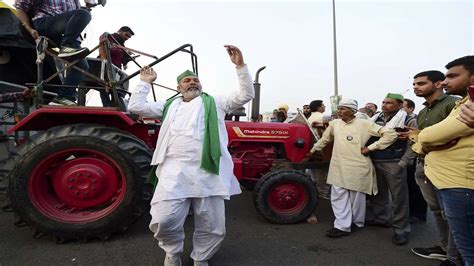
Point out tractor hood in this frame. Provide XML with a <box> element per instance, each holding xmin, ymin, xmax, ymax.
<box><xmin>226</xmin><ymin>121</ymin><xmax>312</xmax><ymax>162</ymax></box>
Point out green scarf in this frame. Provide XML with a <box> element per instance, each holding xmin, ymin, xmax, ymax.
<box><xmin>147</xmin><ymin>93</ymin><xmax>221</xmax><ymax>187</ymax></box>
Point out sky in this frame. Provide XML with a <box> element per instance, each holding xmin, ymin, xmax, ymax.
<box><xmin>3</xmin><ymin>0</ymin><xmax>474</xmax><ymax>115</ymax></box>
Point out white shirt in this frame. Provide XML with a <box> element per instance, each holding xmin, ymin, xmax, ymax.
<box><xmin>128</xmin><ymin>65</ymin><xmax>254</xmax><ymax>202</ymax></box>
<box><xmin>308</xmin><ymin>111</ymin><xmax>324</xmax><ymax>124</ymax></box>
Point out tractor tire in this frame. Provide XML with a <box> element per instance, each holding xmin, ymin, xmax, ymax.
<box><xmin>0</xmin><ymin>137</ymin><xmax>17</xmax><ymax>212</ymax></box>
<box><xmin>0</xmin><ymin>157</ymin><xmax>14</xmax><ymax>211</ymax></box>
<box><xmin>7</xmin><ymin>124</ymin><xmax>153</xmax><ymax>242</ymax></box>
<box><xmin>253</xmin><ymin>170</ymin><xmax>318</xmax><ymax>224</ymax></box>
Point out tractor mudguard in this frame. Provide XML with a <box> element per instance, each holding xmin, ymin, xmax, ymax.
<box><xmin>7</xmin><ymin>106</ymin><xmax>156</xmax><ymax>149</ymax></box>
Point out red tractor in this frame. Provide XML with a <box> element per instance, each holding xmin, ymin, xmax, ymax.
<box><xmin>0</xmin><ymin>5</ymin><xmax>330</xmax><ymax>242</ymax></box>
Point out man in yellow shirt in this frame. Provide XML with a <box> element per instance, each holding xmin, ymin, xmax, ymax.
<box><xmin>459</xmin><ymin>99</ymin><xmax>474</xmax><ymax>128</ymax></box>
<box><xmin>413</xmin><ymin>55</ymin><xmax>474</xmax><ymax>265</ymax></box>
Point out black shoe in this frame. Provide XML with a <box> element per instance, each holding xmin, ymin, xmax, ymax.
<box><xmin>409</xmin><ymin>216</ymin><xmax>427</xmax><ymax>224</ymax></box>
<box><xmin>366</xmin><ymin>220</ymin><xmax>391</xmax><ymax>228</ymax></box>
<box><xmin>58</xmin><ymin>46</ymin><xmax>89</xmax><ymax>58</ymax></box>
<box><xmin>326</xmin><ymin>228</ymin><xmax>350</xmax><ymax>238</ymax></box>
<box><xmin>411</xmin><ymin>246</ymin><xmax>447</xmax><ymax>260</ymax></box>
<box><xmin>439</xmin><ymin>259</ymin><xmax>456</xmax><ymax>266</ymax></box>
<box><xmin>49</xmin><ymin>97</ymin><xmax>76</xmax><ymax>106</ymax></box>
<box><xmin>392</xmin><ymin>232</ymin><xmax>409</xmax><ymax>245</ymax></box>
<box><xmin>351</xmin><ymin>223</ymin><xmax>363</xmax><ymax>232</ymax></box>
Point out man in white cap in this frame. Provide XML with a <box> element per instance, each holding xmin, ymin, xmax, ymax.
<box><xmin>128</xmin><ymin>45</ymin><xmax>254</xmax><ymax>266</ymax></box>
<box><xmin>308</xmin><ymin>99</ymin><xmax>397</xmax><ymax>238</ymax></box>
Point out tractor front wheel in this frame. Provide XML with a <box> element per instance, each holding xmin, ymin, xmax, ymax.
<box><xmin>7</xmin><ymin>124</ymin><xmax>152</xmax><ymax>242</ymax></box>
<box><xmin>253</xmin><ymin>170</ymin><xmax>318</xmax><ymax>224</ymax></box>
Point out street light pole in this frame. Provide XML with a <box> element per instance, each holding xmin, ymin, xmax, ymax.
<box><xmin>332</xmin><ymin>0</ymin><xmax>339</xmax><ymax>97</ymax></box>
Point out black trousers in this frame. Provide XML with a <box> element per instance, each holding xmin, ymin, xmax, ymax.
<box><xmin>407</xmin><ymin>159</ymin><xmax>427</xmax><ymax>221</ymax></box>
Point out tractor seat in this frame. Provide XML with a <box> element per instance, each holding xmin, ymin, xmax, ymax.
<box><xmin>229</xmin><ymin>107</ymin><xmax>246</xmax><ymax>117</ymax></box>
<box><xmin>226</xmin><ymin>107</ymin><xmax>246</xmax><ymax>121</ymax></box>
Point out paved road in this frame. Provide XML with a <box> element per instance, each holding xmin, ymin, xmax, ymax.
<box><xmin>1</xmin><ymin>190</ymin><xmax>439</xmax><ymax>265</ymax></box>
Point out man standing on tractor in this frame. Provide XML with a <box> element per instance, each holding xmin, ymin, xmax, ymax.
<box><xmin>128</xmin><ymin>45</ymin><xmax>254</xmax><ymax>266</ymax></box>
<box><xmin>98</xmin><ymin>26</ymin><xmax>135</xmax><ymax>107</ymax></box>
<box><xmin>308</xmin><ymin>99</ymin><xmax>397</xmax><ymax>238</ymax></box>
<box><xmin>14</xmin><ymin>0</ymin><xmax>93</xmax><ymax>105</ymax></box>
<box><xmin>98</xmin><ymin>26</ymin><xmax>135</xmax><ymax>70</ymax></box>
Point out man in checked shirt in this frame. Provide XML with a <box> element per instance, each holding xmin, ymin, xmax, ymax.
<box><xmin>13</xmin><ymin>0</ymin><xmax>92</xmax><ymax>105</ymax></box>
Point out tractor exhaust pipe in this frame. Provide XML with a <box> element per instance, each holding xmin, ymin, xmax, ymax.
<box><xmin>251</xmin><ymin>66</ymin><xmax>266</xmax><ymax>122</ymax></box>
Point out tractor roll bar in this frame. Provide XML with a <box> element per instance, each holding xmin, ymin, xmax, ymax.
<box><xmin>120</xmin><ymin>44</ymin><xmax>198</xmax><ymax>85</ymax></box>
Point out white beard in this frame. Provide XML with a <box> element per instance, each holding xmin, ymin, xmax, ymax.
<box><xmin>182</xmin><ymin>89</ymin><xmax>202</xmax><ymax>100</ymax></box>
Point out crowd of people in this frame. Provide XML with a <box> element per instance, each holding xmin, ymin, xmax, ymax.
<box><xmin>254</xmin><ymin>53</ymin><xmax>474</xmax><ymax>265</ymax></box>
<box><xmin>264</xmin><ymin>57</ymin><xmax>474</xmax><ymax>266</ymax></box>
<box><xmin>294</xmin><ymin>56</ymin><xmax>473</xmax><ymax>266</ymax></box>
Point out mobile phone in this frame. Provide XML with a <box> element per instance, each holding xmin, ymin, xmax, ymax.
<box><xmin>394</xmin><ymin>127</ymin><xmax>408</xmax><ymax>133</ymax></box>
<box><xmin>468</xmin><ymin>85</ymin><xmax>474</xmax><ymax>100</ymax></box>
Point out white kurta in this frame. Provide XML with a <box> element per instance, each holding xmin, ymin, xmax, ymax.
<box><xmin>128</xmin><ymin>66</ymin><xmax>254</xmax><ymax>202</ymax></box>
<box><xmin>311</xmin><ymin>118</ymin><xmax>398</xmax><ymax>195</ymax></box>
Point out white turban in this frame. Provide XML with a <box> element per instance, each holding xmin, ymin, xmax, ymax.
<box><xmin>337</xmin><ymin>99</ymin><xmax>358</xmax><ymax>113</ymax></box>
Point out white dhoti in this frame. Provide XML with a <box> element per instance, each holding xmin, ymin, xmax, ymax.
<box><xmin>331</xmin><ymin>185</ymin><xmax>366</xmax><ymax>232</ymax></box>
<box><xmin>149</xmin><ymin>196</ymin><xmax>226</xmax><ymax>261</ymax></box>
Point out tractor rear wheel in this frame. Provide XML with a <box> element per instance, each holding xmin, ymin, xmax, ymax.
<box><xmin>253</xmin><ymin>170</ymin><xmax>318</xmax><ymax>224</ymax></box>
<box><xmin>0</xmin><ymin>156</ymin><xmax>13</xmax><ymax>211</ymax></box>
<box><xmin>7</xmin><ymin>124</ymin><xmax>153</xmax><ymax>242</ymax></box>
<box><xmin>0</xmin><ymin>135</ymin><xmax>17</xmax><ymax>212</ymax></box>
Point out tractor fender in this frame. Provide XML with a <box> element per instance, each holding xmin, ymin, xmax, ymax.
<box><xmin>7</xmin><ymin>106</ymin><xmax>156</xmax><ymax>148</ymax></box>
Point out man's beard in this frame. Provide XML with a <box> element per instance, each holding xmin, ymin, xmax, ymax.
<box><xmin>415</xmin><ymin>87</ymin><xmax>436</xmax><ymax>98</ymax></box>
<box><xmin>182</xmin><ymin>88</ymin><xmax>202</xmax><ymax>100</ymax></box>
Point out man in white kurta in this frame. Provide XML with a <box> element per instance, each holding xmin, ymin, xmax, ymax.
<box><xmin>128</xmin><ymin>45</ymin><xmax>254</xmax><ymax>266</ymax></box>
<box><xmin>309</xmin><ymin>99</ymin><xmax>397</xmax><ymax>238</ymax></box>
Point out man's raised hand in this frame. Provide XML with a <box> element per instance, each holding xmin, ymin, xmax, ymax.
<box><xmin>140</xmin><ymin>66</ymin><xmax>157</xmax><ymax>84</ymax></box>
<box><xmin>224</xmin><ymin>45</ymin><xmax>245</xmax><ymax>68</ymax></box>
